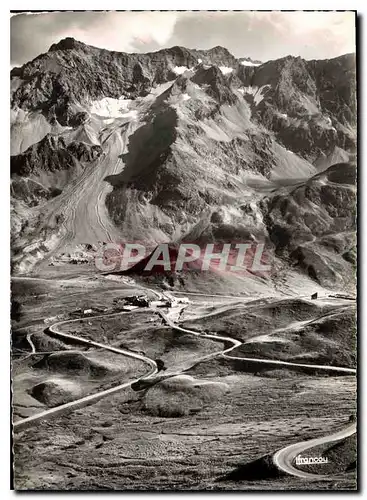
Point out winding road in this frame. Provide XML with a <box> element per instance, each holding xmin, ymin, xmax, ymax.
<box><xmin>12</xmin><ymin>277</ymin><xmax>356</xmax><ymax>481</ymax></box>
<box><xmin>13</xmin><ymin>313</ymin><xmax>157</xmax><ymax>432</ymax></box>
<box><xmin>273</xmin><ymin>422</ymin><xmax>357</xmax><ymax>480</ymax></box>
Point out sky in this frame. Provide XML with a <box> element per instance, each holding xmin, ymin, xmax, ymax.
<box><xmin>10</xmin><ymin>11</ymin><xmax>356</xmax><ymax>67</ymax></box>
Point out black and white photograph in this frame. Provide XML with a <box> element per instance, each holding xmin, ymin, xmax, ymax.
<box><xmin>10</xmin><ymin>10</ymin><xmax>357</xmax><ymax>491</ymax></box>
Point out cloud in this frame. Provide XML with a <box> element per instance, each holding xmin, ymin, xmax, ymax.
<box><xmin>11</xmin><ymin>11</ymin><xmax>355</xmax><ymax>67</ymax></box>
<box><xmin>160</xmin><ymin>11</ymin><xmax>355</xmax><ymax>61</ymax></box>
<box><xmin>11</xmin><ymin>11</ymin><xmax>178</xmax><ymax>66</ymax></box>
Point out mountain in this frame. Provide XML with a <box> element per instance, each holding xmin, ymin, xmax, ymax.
<box><xmin>10</xmin><ymin>38</ymin><xmax>356</xmax><ymax>292</ymax></box>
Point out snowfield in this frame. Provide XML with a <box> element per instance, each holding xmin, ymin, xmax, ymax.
<box><xmin>219</xmin><ymin>66</ymin><xmax>234</xmax><ymax>75</ymax></box>
<box><xmin>90</xmin><ymin>97</ymin><xmax>133</xmax><ymax>118</ymax></box>
<box><xmin>172</xmin><ymin>66</ymin><xmax>189</xmax><ymax>75</ymax></box>
<box><xmin>241</xmin><ymin>60</ymin><xmax>261</xmax><ymax>67</ymax></box>
<box><xmin>242</xmin><ymin>85</ymin><xmax>272</xmax><ymax>106</ymax></box>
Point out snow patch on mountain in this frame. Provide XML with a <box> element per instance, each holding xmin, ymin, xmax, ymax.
<box><xmin>146</xmin><ymin>81</ymin><xmax>175</xmax><ymax>101</ymax></box>
<box><xmin>65</xmin><ymin>123</ymin><xmax>101</xmax><ymax>146</ymax></box>
<box><xmin>240</xmin><ymin>60</ymin><xmax>261</xmax><ymax>67</ymax></box>
<box><xmin>242</xmin><ymin>85</ymin><xmax>271</xmax><ymax>106</ymax></box>
<box><xmin>253</xmin><ymin>85</ymin><xmax>271</xmax><ymax>106</ymax></box>
<box><xmin>271</xmin><ymin>143</ymin><xmax>317</xmax><ymax>179</ymax></box>
<box><xmin>90</xmin><ymin>97</ymin><xmax>133</xmax><ymax>118</ymax></box>
<box><xmin>11</xmin><ymin>77</ymin><xmax>24</xmax><ymax>95</ymax></box>
<box><xmin>173</xmin><ymin>66</ymin><xmax>189</xmax><ymax>75</ymax></box>
<box><xmin>219</xmin><ymin>66</ymin><xmax>234</xmax><ymax>75</ymax></box>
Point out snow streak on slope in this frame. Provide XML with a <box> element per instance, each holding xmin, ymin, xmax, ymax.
<box><xmin>173</xmin><ymin>66</ymin><xmax>189</xmax><ymax>75</ymax></box>
<box><xmin>219</xmin><ymin>66</ymin><xmax>234</xmax><ymax>75</ymax></box>
<box><xmin>90</xmin><ymin>97</ymin><xmax>135</xmax><ymax>119</ymax></box>
<box><xmin>37</xmin><ymin>129</ymin><xmax>125</xmax><ymax>252</ymax></box>
<box><xmin>240</xmin><ymin>60</ymin><xmax>261</xmax><ymax>67</ymax></box>
<box><xmin>242</xmin><ymin>85</ymin><xmax>272</xmax><ymax>106</ymax></box>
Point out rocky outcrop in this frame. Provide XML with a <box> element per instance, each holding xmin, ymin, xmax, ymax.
<box><xmin>11</xmin><ymin>39</ymin><xmax>243</xmax><ymax>124</ymax></box>
<box><xmin>11</xmin><ymin>134</ymin><xmax>102</xmax><ymax>177</ymax></box>
<box><xmin>11</xmin><ymin>134</ymin><xmax>102</xmax><ymax>206</ymax></box>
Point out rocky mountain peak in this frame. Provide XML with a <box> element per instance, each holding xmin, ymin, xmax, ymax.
<box><xmin>48</xmin><ymin>37</ymin><xmax>84</xmax><ymax>52</ymax></box>
<box><xmin>205</xmin><ymin>45</ymin><xmax>235</xmax><ymax>58</ymax></box>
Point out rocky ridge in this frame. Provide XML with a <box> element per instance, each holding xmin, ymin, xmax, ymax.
<box><xmin>10</xmin><ymin>39</ymin><xmax>356</xmax><ymax>291</ymax></box>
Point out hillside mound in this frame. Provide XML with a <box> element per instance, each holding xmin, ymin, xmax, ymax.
<box><xmin>181</xmin><ymin>298</ymin><xmax>334</xmax><ymax>342</ymax></box>
<box><xmin>33</xmin><ymin>351</ymin><xmax>114</xmax><ymax>377</ymax></box>
<box><xmin>142</xmin><ymin>374</ymin><xmax>229</xmax><ymax>417</ymax></box>
<box><xmin>31</xmin><ymin>333</ymin><xmax>72</xmax><ymax>352</ymax></box>
<box><xmin>263</xmin><ymin>163</ymin><xmax>356</xmax><ymax>288</ymax></box>
<box><xmin>235</xmin><ymin>304</ymin><xmax>356</xmax><ymax>368</ymax></box>
<box><xmin>29</xmin><ymin>377</ymin><xmax>82</xmax><ymax>407</ymax></box>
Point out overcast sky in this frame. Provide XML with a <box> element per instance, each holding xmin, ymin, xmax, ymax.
<box><xmin>11</xmin><ymin>11</ymin><xmax>356</xmax><ymax>67</ymax></box>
